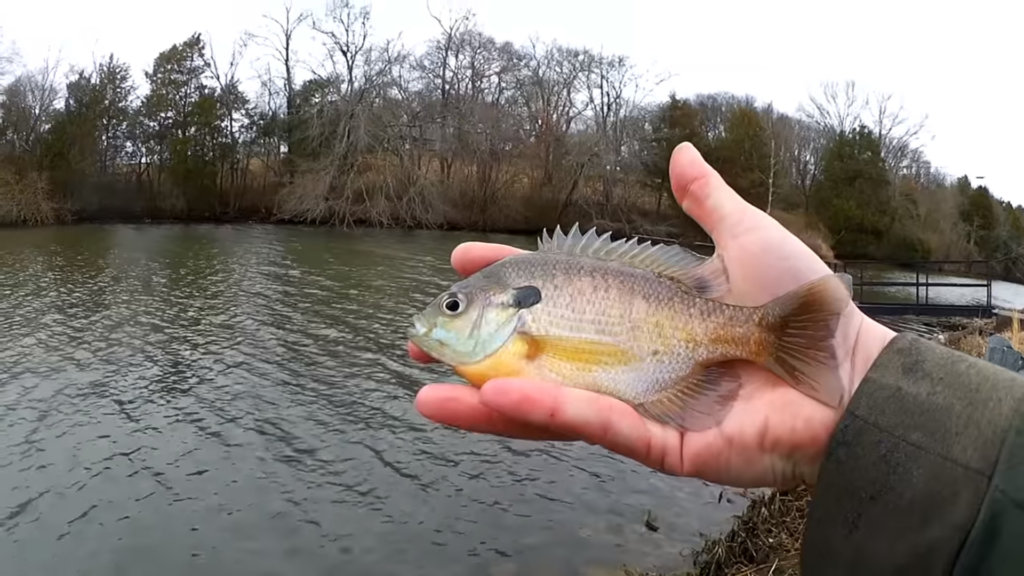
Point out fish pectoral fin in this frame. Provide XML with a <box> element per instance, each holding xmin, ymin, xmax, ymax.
<box><xmin>632</xmin><ymin>363</ymin><xmax>742</xmax><ymax>431</ymax></box>
<box><xmin>527</xmin><ymin>334</ymin><xmax>637</xmax><ymax>367</ymax></box>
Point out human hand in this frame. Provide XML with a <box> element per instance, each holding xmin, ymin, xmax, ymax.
<box><xmin>408</xmin><ymin>142</ymin><xmax>897</xmax><ymax>489</ymax></box>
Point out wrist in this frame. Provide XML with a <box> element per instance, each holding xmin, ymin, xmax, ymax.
<box><xmin>848</xmin><ymin>313</ymin><xmax>898</xmax><ymax>402</ymax></box>
<box><xmin>799</xmin><ymin>311</ymin><xmax>896</xmax><ymax>488</ymax></box>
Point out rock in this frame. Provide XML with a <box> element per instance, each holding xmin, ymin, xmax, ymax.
<box><xmin>985</xmin><ymin>335</ymin><xmax>1024</xmax><ymax>373</ymax></box>
<box><xmin>642</xmin><ymin>509</ymin><xmax>659</xmax><ymax>532</ymax></box>
<box><xmin>989</xmin><ymin>334</ymin><xmax>1013</xmax><ymax>349</ymax></box>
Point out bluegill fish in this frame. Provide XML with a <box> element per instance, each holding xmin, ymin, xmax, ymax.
<box><xmin>408</xmin><ymin>224</ymin><xmax>853</xmax><ymax>431</ymax></box>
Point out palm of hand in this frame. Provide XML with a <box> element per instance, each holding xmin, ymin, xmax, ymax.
<box><xmin>409</xmin><ymin>143</ymin><xmax>891</xmax><ymax>489</ymax></box>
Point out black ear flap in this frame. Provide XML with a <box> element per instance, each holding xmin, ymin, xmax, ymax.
<box><xmin>510</xmin><ymin>285</ymin><xmax>542</xmax><ymax>309</ymax></box>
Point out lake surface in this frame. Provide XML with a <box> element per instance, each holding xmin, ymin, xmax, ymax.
<box><xmin>0</xmin><ymin>224</ymin><xmax>753</xmax><ymax>576</ymax></box>
<box><xmin>835</xmin><ymin>262</ymin><xmax>1024</xmax><ymax>338</ymax></box>
<box><xmin>838</xmin><ymin>263</ymin><xmax>1024</xmax><ymax>310</ymax></box>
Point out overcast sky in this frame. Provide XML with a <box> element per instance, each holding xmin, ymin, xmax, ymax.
<box><xmin>4</xmin><ymin>0</ymin><xmax>1020</xmax><ymax>204</ymax></box>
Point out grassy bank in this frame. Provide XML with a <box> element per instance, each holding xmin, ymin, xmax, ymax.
<box><xmin>622</xmin><ymin>313</ymin><xmax>1022</xmax><ymax>576</ymax></box>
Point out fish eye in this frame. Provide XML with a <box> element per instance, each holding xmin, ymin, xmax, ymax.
<box><xmin>440</xmin><ymin>293</ymin><xmax>465</xmax><ymax>315</ymax></box>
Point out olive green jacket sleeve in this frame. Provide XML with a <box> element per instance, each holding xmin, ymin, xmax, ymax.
<box><xmin>800</xmin><ymin>332</ymin><xmax>1024</xmax><ymax>575</ymax></box>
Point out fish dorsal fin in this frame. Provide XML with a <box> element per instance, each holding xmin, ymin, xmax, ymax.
<box><xmin>537</xmin><ymin>223</ymin><xmax>730</xmax><ymax>299</ymax></box>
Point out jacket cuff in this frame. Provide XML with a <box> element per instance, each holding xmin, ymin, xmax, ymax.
<box><xmin>800</xmin><ymin>332</ymin><xmax>1024</xmax><ymax>574</ymax></box>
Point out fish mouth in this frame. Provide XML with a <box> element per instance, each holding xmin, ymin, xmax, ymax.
<box><xmin>407</xmin><ymin>315</ymin><xmax>428</xmax><ymax>340</ymax></box>
<box><xmin>407</xmin><ymin>315</ymin><xmax>445</xmax><ymax>362</ymax></box>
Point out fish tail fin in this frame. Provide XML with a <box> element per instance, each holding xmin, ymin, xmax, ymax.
<box><xmin>759</xmin><ymin>273</ymin><xmax>854</xmax><ymax>408</ymax></box>
<box><xmin>630</xmin><ymin>272</ymin><xmax>853</xmax><ymax>431</ymax></box>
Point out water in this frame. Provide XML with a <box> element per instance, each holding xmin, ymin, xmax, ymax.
<box><xmin>837</xmin><ymin>264</ymin><xmax>1024</xmax><ymax>338</ymax></box>
<box><xmin>840</xmin><ymin>265</ymin><xmax>1024</xmax><ymax>310</ymax></box>
<box><xmin>0</xmin><ymin>224</ymin><xmax>752</xmax><ymax>576</ymax></box>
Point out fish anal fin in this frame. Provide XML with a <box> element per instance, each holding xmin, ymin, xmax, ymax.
<box><xmin>632</xmin><ymin>363</ymin><xmax>742</xmax><ymax>431</ymax></box>
<box><xmin>537</xmin><ymin>223</ymin><xmax>730</xmax><ymax>299</ymax></box>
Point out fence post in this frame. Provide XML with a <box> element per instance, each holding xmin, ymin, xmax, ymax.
<box><xmin>925</xmin><ymin>271</ymin><xmax>930</xmax><ymax>305</ymax></box>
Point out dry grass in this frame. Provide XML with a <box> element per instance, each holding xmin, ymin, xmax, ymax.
<box><xmin>270</xmin><ymin>152</ymin><xmax>708</xmax><ymax>240</ymax></box>
<box><xmin>937</xmin><ymin>312</ymin><xmax>1024</xmax><ymax>359</ymax></box>
<box><xmin>1010</xmin><ymin>310</ymin><xmax>1022</xmax><ymax>353</ymax></box>
<box><xmin>941</xmin><ymin>318</ymin><xmax>997</xmax><ymax>358</ymax></box>
<box><xmin>0</xmin><ymin>169</ymin><xmax>69</xmax><ymax>225</ymax></box>
<box><xmin>683</xmin><ymin>488</ymin><xmax>810</xmax><ymax>576</ymax></box>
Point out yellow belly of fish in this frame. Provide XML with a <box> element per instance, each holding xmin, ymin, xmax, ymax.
<box><xmin>453</xmin><ymin>333</ymin><xmax>539</xmax><ymax>387</ymax></box>
<box><xmin>452</xmin><ymin>331</ymin><xmax>639</xmax><ymax>387</ymax></box>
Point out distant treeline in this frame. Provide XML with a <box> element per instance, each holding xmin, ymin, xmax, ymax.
<box><xmin>0</xmin><ymin>1</ymin><xmax>1021</xmax><ymax>281</ymax></box>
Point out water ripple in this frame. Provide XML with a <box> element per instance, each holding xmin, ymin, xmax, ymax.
<box><xmin>0</xmin><ymin>224</ymin><xmax>750</xmax><ymax>576</ymax></box>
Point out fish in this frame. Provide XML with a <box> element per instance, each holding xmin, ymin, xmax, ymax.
<box><xmin>407</xmin><ymin>224</ymin><xmax>854</xmax><ymax>431</ymax></box>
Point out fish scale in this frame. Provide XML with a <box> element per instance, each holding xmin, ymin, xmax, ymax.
<box><xmin>408</xmin><ymin>224</ymin><xmax>854</xmax><ymax>431</ymax></box>
<box><xmin>499</xmin><ymin>254</ymin><xmax>763</xmax><ymax>403</ymax></box>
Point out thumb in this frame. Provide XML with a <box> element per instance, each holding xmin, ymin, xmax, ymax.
<box><xmin>669</xmin><ymin>142</ymin><xmax>756</xmax><ymax>241</ymax></box>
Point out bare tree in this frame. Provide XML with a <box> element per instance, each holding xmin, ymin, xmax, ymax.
<box><xmin>0</xmin><ymin>42</ymin><xmax>65</xmax><ymax>225</ymax></box>
<box><xmin>417</xmin><ymin>6</ymin><xmax>474</xmax><ymax>182</ymax></box>
<box><xmin>799</xmin><ymin>80</ymin><xmax>866</xmax><ymax>136</ymax></box>
<box><xmin>246</xmin><ymin>0</ymin><xmax>312</xmax><ymax>171</ymax></box>
<box><xmin>761</xmin><ymin>101</ymin><xmax>779</xmax><ymax>214</ymax></box>
<box><xmin>513</xmin><ymin>38</ymin><xmax>590</xmax><ymax>190</ymax></box>
<box><xmin>868</xmin><ymin>91</ymin><xmax>928</xmax><ymax>182</ymax></box>
<box><xmin>204</xmin><ymin>34</ymin><xmax>254</xmax><ymax>195</ymax></box>
<box><xmin>251</xmin><ymin>62</ymin><xmax>285</xmax><ymax>191</ymax></box>
<box><xmin>784</xmin><ymin>116</ymin><xmax>826</xmax><ymax>214</ymax></box>
<box><xmin>581</xmin><ymin>51</ymin><xmax>639</xmax><ymax>207</ymax></box>
<box><xmin>277</xmin><ymin>0</ymin><xmax>405</xmax><ymax>226</ymax></box>
<box><xmin>0</xmin><ymin>29</ymin><xmax>19</xmax><ymax>84</ymax></box>
<box><xmin>0</xmin><ymin>55</ymin><xmax>64</xmax><ymax>159</ymax></box>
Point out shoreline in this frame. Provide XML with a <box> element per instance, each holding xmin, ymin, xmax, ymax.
<box><xmin>3</xmin><ymin>216</ymin><xmax>1022</xmax><ymax>286</ymax></box>
<box><xmin>624</xmin><ymin>314</ymin><xmax>1019</xmax><ymax>576</ymax></box>
<box><xmin>0</xmin><ymin>215</ymin><xmax>697</xmax><ymax>244</ymax></box>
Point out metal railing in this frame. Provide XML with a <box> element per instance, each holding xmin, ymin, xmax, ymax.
<box><xmin>829</xmin><ymin>259</ymin><xmax>994</xmax><ymax>317</ymax></box>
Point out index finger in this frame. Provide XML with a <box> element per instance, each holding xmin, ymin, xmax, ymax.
<box><xmin>479</xmin><ymin>377</ymin><xmax>685</xmax><ymax>475</ymax></box>
<box><xmin>414</xmin><ymin>382</ymin><xmax>574</xmax><ymax>441</ymax></box>
<box><xmin>451</xmin><ymin>242</ymin><xmax>524</xmax><ymax>277</ymax></box>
